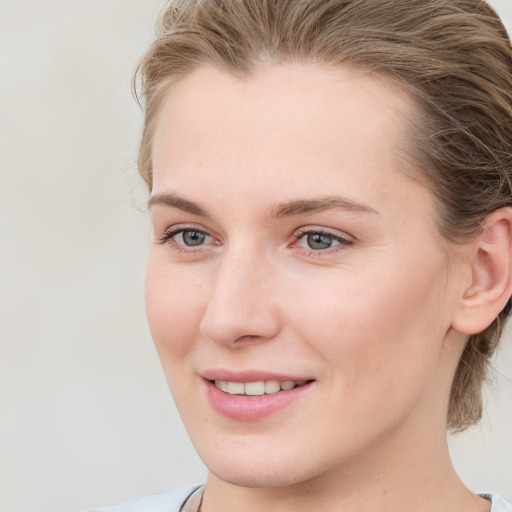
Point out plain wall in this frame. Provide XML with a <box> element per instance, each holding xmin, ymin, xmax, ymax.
<box><xmin>1</xmin><ymin>1</ymin><xmax>511</xmax><ymax>511</ymax></box>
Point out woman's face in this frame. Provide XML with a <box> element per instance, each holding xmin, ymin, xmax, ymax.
<box><xmin>146</xmin><ymin>64</ymin><xmax>467</xmax><ymax>487</ymax></box>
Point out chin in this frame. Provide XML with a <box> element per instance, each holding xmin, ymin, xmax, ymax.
<box><xmin>193</xmin><ymin>432</ymin><xmax>333</xmax><ymax>490</ymax></box>
<box><xmin>206</xmin><ymin>459</ymin><xmax>318</xmax><ymax>489</ymax></box>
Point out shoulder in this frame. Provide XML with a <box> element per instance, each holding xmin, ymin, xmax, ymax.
<box><xmin>86</xmin><ymin>485</ymin><xmax>201</xmax><ymax>512</ymax></box>
<box><xmin>482</xmin><ymin>494</ymin><xmax>512</xmax><ymax>512</ymax></box>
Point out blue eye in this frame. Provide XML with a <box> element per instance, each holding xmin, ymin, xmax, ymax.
<box><xmin>159</xmin><ymin>227</ymin><xmax>213</xmax><ymax>248</ymax></box>
<box><xmin>179</xmin><ymin>230</ymin><xmax>208</xmax><ymax>246</ymax></box>
<box><xmin>305</xmin><ymin>233</ymin><xmax>335</xmax><ymax>250</ymax></box>
<box><xmin>294</xmin><ymin>228</ymin><xmax>352</xmax><ymax>253</ymax></box>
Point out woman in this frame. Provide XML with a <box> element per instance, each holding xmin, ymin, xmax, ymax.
<box><xmin>92</xmin><ymin>0</ymin><xmax>512</xmax><ymax>510</ymax></box>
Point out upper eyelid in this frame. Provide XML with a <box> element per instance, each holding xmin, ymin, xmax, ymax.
<box><xmin>161</xmin><ymin>225</ymin><xmax>350</xmax><ymax>237</ymax></box>
<box><xmin>293</xmin><ymin>226</ymin><xmax>354</xmax><ymax>241</ymax></box>
<box><xmin>161</xmin><ymin>223</ymin><xmax>213</xmax><ymax>236</ymax></box>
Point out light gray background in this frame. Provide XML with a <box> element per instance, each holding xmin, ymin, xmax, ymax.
<box><xmin>1</xmin><ymin>1</ymin><xmax>511</xmax><ymax>511</ymax></box>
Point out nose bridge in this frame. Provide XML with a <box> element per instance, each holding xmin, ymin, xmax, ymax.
<box><xmin>199</xmin><ymin>247</ymin><xmax>280</xmax><ymax>346</ymax></box>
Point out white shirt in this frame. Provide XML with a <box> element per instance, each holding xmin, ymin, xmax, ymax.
<box><xmin>87</xmin><ymin>486</ymin><xmax>512</xmax><ymax>512</ymax></box>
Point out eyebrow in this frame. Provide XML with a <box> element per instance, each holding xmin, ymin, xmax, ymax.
<box><xmin>270</xmin><ymin>196</ymin><xmax>379</xmax><ymax>218</ymax></box>
<box><xmin>148</xmin><ymin>192</ymin><xmax>378</xmax><ymax>218</ymax></box>
<box><xmin>148</xmin><ymin>193</ymin><xmax>207</xmax><ymax>216</ymax></box>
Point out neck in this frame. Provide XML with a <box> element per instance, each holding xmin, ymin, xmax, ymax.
<box><xmin>201</xmin><ymin>423</ymin><xmax>489</xmax><ymax>512</ymax></box>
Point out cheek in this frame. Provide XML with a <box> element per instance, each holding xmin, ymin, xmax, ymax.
<box><xmin>145</xmin><ymin>255</ymin><xmax>207</xmax><ymax>359</ymax></box>
<box><xmin>283</xmin><ymin>257</ymin><xmax>449</xmax><ymax>392</ymax></box>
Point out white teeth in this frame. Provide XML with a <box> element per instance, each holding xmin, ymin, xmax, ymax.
<box><xmin>214</xmin><ymin>379</ymin><xmax>308</xmax><ymax>395</ymax></box>
<box><xmin>245</xmin><ymin>381</ymin><xmax>265</xmax><ymax>396</ymax></box>
<box><xmin>265</xmin><ymin>380</ymin><xmax>281</xmax><ymax>394</ymax></box>
<box><xmin>227</xmin><ymin>382</ymin><xmax>245</xmax><ymax>395</ymax></box>
<box><xmin>215</xmin><ymin>380</ymin><xmax>228</xmax><ymax>392</ymax></box>
<box><xmin>280</xmin><ymin>380</ymin><xmax>295</xmax><ymax>391</ymax></box>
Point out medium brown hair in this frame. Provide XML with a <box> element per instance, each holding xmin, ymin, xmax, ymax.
<box><xmin>135</xmin><ymin>0</ymin><xmax>512</xmax><ymax>431</ymax></box>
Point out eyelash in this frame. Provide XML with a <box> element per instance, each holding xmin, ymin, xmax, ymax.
<box><xmin>158</xmin><ymin>225</ymin><xmax>353</xmax><ymax>256</ymax></box>
<box><xmin>158</xmin><ymin>225</ymin><xmax>217</xmax><ymax>253</ymax></box>
<box><xmin>292</xmin><ymin>227</ymin><xmax>353</xmax><ymax>256</ymax></box>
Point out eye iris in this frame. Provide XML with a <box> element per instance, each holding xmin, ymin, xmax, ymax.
<box><xmin>307</xmin><ymin>233</ymin><xmax>333</xmax><ymax>250</ymax></box>
<box><xmin>182</xmin><ymin>230</ymin><xmax>206</xmax><ymax>246</ymax></box>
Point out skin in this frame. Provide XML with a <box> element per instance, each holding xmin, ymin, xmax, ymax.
<box><xmin>146</xmin><ymin>64</ymin><xmax>492</xmax><ymax>512</ymax></box>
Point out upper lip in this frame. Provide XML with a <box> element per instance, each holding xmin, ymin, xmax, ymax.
<box><xmin>200</xmin><ymin>369</ymin><xmax>315</xmax><ymax>382</ymax></box>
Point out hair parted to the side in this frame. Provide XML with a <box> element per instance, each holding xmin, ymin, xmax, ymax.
<box><xmin>135</xmin><ymin>0</ymin><xmax>512</xmax><ymax>432</ymax></box>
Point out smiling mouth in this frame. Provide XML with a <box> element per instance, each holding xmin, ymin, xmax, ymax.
<box><xmin>212</xmin><ymin>379</ymin><xmax>311</xmax><ymax>396</ymax></box>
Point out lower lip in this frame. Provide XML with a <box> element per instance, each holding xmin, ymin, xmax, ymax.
<box><xmin>204</xmin><ymin>380</ymin><xmax>314</xmax><ymax>421</ymax></box>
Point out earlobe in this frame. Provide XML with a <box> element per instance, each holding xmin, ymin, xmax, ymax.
<box><xmin>452</xmin><ymin>208</ymin><xmax>512</xmax><ymax>335</ymax></box>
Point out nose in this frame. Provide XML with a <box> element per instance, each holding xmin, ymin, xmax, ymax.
<box><xmin>199</xmin><ymin>251</ymin><xmax>281</xmax><ymax>347</ymax></box>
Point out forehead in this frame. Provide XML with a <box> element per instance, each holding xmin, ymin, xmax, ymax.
<box><xmin>153</xmin><ymin>64</ymin><xmax>414</xmax><ymax>167</ymax></box>
<box><xmin>151</xmin><ymin>63</ymin><xmax>425</xmax><ymax>215</ymax></box>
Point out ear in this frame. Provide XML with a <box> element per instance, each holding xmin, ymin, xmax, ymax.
<box><xmin>451</xmin><ymin>207</ymin><xmax>512</xmax><ymax>335</ymax></box>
